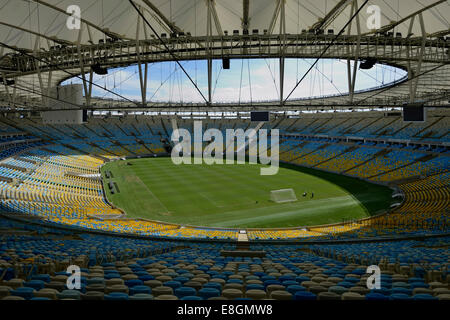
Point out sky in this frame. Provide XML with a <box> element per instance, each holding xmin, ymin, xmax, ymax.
<box><xmin>63</xmin><ymin>58</ymin><xmax>407</xmax><ymax>104</ymax></box>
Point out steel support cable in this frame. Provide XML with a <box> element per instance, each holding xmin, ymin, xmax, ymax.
<box><xmin>302</xmin><ymin>58</ymin><xmax>343</xmax><ymax>96</ymax></box>
<box><xmin>284</xmin><ymin>0</ymin><xmax>370</xmax><ymax>104</ymax></box>
<box><xmin>264</xmin><ymin>58</ymin><xmax>279</xmax><ymax>98</ymax></box>
<box><xmin>0</xmin><ymin>41</ymin><xmax>139</xmax><ymax>107</ymax></box>
<box><xmin>128</xmin><ymin>0</ymin><xmax>209</xmax><ymax>105</ymax></box>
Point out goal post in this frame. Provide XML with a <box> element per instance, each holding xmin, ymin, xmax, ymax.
<box><xmin>270</xmin><ymin>188</ymin><xmax>297</xmax><ymax>203</ymax></box>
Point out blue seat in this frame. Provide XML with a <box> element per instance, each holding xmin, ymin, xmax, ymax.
<box><xmin>203</xmin><ymin>282</ymin><xmax>222</xmax><ymax>292</ymax></box>
<box><xmin>198</xmin><ymin>288</ymin><xmax>220</xmax><ymax>299</ymax></box>
<box><xmin>129</xmin><ymin>293</ymin><xmax>153</xmax><ymax>300</ymax></box>
<box><xmin>79</xmin><ymin>276</ymin><xmax>87</xmax><ymax>285</ymax></box>
<box><xmin>222</xmin><ymin>271</ymin><xmax>234</xmax><ymax>277</ymax></box>
<box><xmin>197</xmin><ymin>266</ymin><xmax>209</xmax><ymax>272</ymax></box>
<box><xmin>181</xmin><ymin>296</ymin><xmax>203</xmax><ymax>300</ymax></box>
<box><xmin>246</xmin><ymin>284</ymin><xmax>264</xmax><ymax>291</ymax></box>
<box><xmin>105</xmin><ymin>292</ymin><xmax>129</xmax><ymax>300</ymax></box>
<box><xmin>352</xmin><ymin>269</ymin><xmax>366</xmax><ymax>275</ymax></box>
<box><xmin>176</xmin><ymin>269</ymin><xmax>189</xmax><ymax>275</ymax></box>
<box><xmin>392</xmin><ymin>282</ymin><xmax>410</xmax><ymax>288</ymax></box>
<box><xmin>87</xmin><ymin>278</ymin><xmax>105</xmax><ymax>285</ymax></box>
<box><xmin>207</xmin><ymin>271</ymin><xmax>219</xmax><ymax>277</ymax></box>
<box><xmin>286</xmin><ymin>285</ymin><xmax>306</xmax><ymax>295</ymax></box>
<box><xmin>164</xmin><ymin>281</ymin><xmax>182</xmax><ymax>289</ymax></box>
<box><xmin>31</xmin><ymin>274</ymin><xmax>51</xmax><ymax>283</ymax></box>
<box><xmin>24</xmin><ymin>280</ymin><xmax>45</xmax><ymax>291</ymax></box>
<box><xmin>365</xmin><ymin>293</ymin><xmax>389</xmax><ymax>301</ymax></box>
<box><xmin>391</xmin><ymin>287</ymin><xmax>412</xmax><ymax>296</ymax></box>
<box><xmin>58</xmin><ymin>289</ymin><xmax>81</xmax><ymax>300</ymax></box>
<box><xmin>0</xmin><ymin>268</ymin><xmax>14</xmax><ymax>281</ymax></box>
<box><xmin>263</xmin><ymin>280</ymin><xmax>280</xmax><ymax>288</ymax></box>
<box><xmin>10</xmin><ymin>287</ymin><xmax>34</xmax><ymax>300</ymax></box>
<box><xmin>413</xmin><ymin>294</ymin><xmax>438</xmax><ymax>301</ymax></box>
<box><xmin>390</xmin><ymin>293</ymin><xmax>412</xmax><ymax>300</ymax></box>
<box><xmin>413</xmin><ymin>267</ymin><xmax>426</xmax><ymax>278</ymax></box>
<box><xmin>175</xmin><ymin>287</ymin><xmax>197</xmax><ymax>298</ymax></box>
<box><xmin>370</xmin><ymin>288</ymin><xmax>391</xmax><ymax>296</ymax></box>
<box><xmin>337</xmin><ymin>281</ymin><xmax>354</xmax><ymax>288</ymax></box>
<box><xmin>408</xmin><ymin>277</ymin><xmax>424</xmax><ymax>283</ymax></box>
<box><xmin>294</xmin><ymin>291</ymin><xmax>316</xmax><ymax>301</ymax></box>
<box><xmin>125</xmin><ymin>279</ymin><xmax>143</xmax><ymax>288</ymax></box>
<box><xmin>139</xmin><ymin>275</ymin><xmax>154</xmax><ymax>282</ymax></box>
<box><xmin>31</xmin><ymin>297</ymin><xmax>51</xmax><ymax>300</ymax></box>
<box><xmin>261</xmin><ymin>276</ymin><xmax>276</xmax><ymax>282</ymax></box>
<box><xmin>130</xmin><ymin>285</ymin><xmax>152</xmax><ymax>295</ymax></box>
<box><xmin>295</xmin><ymin>276</ymin><xmax>310</xmax><ymax>283</ymax></box>
<box><xmin>173</xmin><ymin>277</ymin><xmax>189</xmax><ymax>284</ymax></box>
<box><xmin>409</xmin><ymin>282</ymin><xmax>429</xmax><ymax>289</ymax></box>
<box><xmin>102</xmin><ymin>263</ymin><xmax>115</xmax><ymax>268</ymax></box>
<box><xmin>281</xmin><ymin>280</ymin><xmax>298</xmax><ymax>287</ymax></box>
<box><xmin>179</xmin><ymin>273</ymin><xmax>194</xmax><ymax>279</ymax></box>
<box><xmin>165</xmin><ymin>272</ymin><xmax>178</xmax><ymax>278</ymax></box>
<box><xmin>227</xmin><ymin>279</ymin><xmax>243</xmax><ymax>284</ymax></box>
<box><xmin>344</xmin><ymin>277</ymin><xmax>359</xmax><ymax>283</ymax></box>
<box><xmin>279</xmin><ymin>275</ymin><xmax>294</xmax><ymax>282</ymax></box>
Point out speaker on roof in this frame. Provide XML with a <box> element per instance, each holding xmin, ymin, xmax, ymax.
<box><xmin>359</xmin><ymin>58</ymin><xmax>377</xmax><ymax>70</ymax></box>
<box><xmin>251</xmin><ymin>111</ymin><xmax>269</xmax><ymax>122</ymax></box>
<box><xmin>222</xmin><ymin>57</ymin><xmax>230</xmax><ymax>69</ymax></box>
<box><xmin>91</xmin><ymin>63</ymin><xmax>108</xmax><ymax>75</ymax></box>
<box><xmin>403</xmin><ymin>103</ymin><xmax>426</xmax><ymax>122</ymax></box>
<box><xmin>0</xmin><ymin>78</ymin><xmax>14</xmax><ymax>86</ymax></box>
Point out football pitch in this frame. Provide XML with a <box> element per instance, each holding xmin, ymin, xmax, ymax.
<box><xmin>101</xmin><ymin>157</ymin><xmax>393</xmax><ymax>228</ymax></box>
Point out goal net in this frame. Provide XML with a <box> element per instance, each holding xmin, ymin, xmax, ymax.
<box><xmin>270</xmin><ymin>188</ymin><xmax>297</xmax><ymax>203</ymax></box>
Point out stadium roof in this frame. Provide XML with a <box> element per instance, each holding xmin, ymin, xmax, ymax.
<box><xmin>0</xmin><ymin>0</ymin><xmax>449</xmax><ymax>112</ymax></box>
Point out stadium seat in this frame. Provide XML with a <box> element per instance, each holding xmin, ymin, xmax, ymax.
<box><xmin>129</xmin><ymin>294</ymin><xmax>154</xmax><ymax>300</ymax></box>
<box><xmin>294</xmin><ymin>291</ymin><xmax>316</xmax><ymax>300</ymax></box>
<box><xmin>104</xmin><ymin>292</ymin><xmax>129</xmax><ymax>300</ymax></box>
<box><xmin>130</xmin><ymin>285</ymin><xmax>152</xmax><ymax>295</ymax></box>
<box><xmin>413</xmin><ymin>294</ymin><xmax>438</xmax><ymax>301</ymax></box>
<box><xmin>197</xmin><ymin>287</ymin><xmax>219</xmax><ymax>300</ymax></box>
<box><xmin>222</xmin><ymin>288</ymin><xmax>243</xmax><ymax>299</ymax></box>
<box><xmin>154</xmin><ymin>294</ymin><xmax>178</xmax><ymax>300</ymax></box>
<box><xmin>58</xmin><ymin>290</ymin><xmax>81</xmax><ymax>300</ymax></box>
<box><xmin>270</xmin><ymin>290</ymin><xmax>292</xmax><ymax>300</ymax></box>
<box><xmin>10</xmin><ymin>287</ymin><xmax>35</xmax><ymax>300</ymax></box>
<box><xmin>317</xmin><ymin>292</ymin><xmax>341</xmax><ymax>300</ymax></box>
<box><xmin>180</xmin><ymin>296</ymin><xmax>203</xmax><ymax>300</ymax></box>
<box><xmin>81</xmin><ymin>291</ymin><xmax>105</xmax><ymax>300</ymax></box>
<box><xmin>365</xmin><ymin>293</ymin><xmax>389</xmax><ymax>301</ymax></box>
<box><xmin>152</xmin><ymin>286</ymin><xmax>173</xmax><ymax>297</ymax></box>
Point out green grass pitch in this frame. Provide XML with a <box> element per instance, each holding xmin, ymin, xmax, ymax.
<box><xmin>101</xmin><ymin>157</ymin><xmax>393</xmax><ymax>228</ymax></box>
